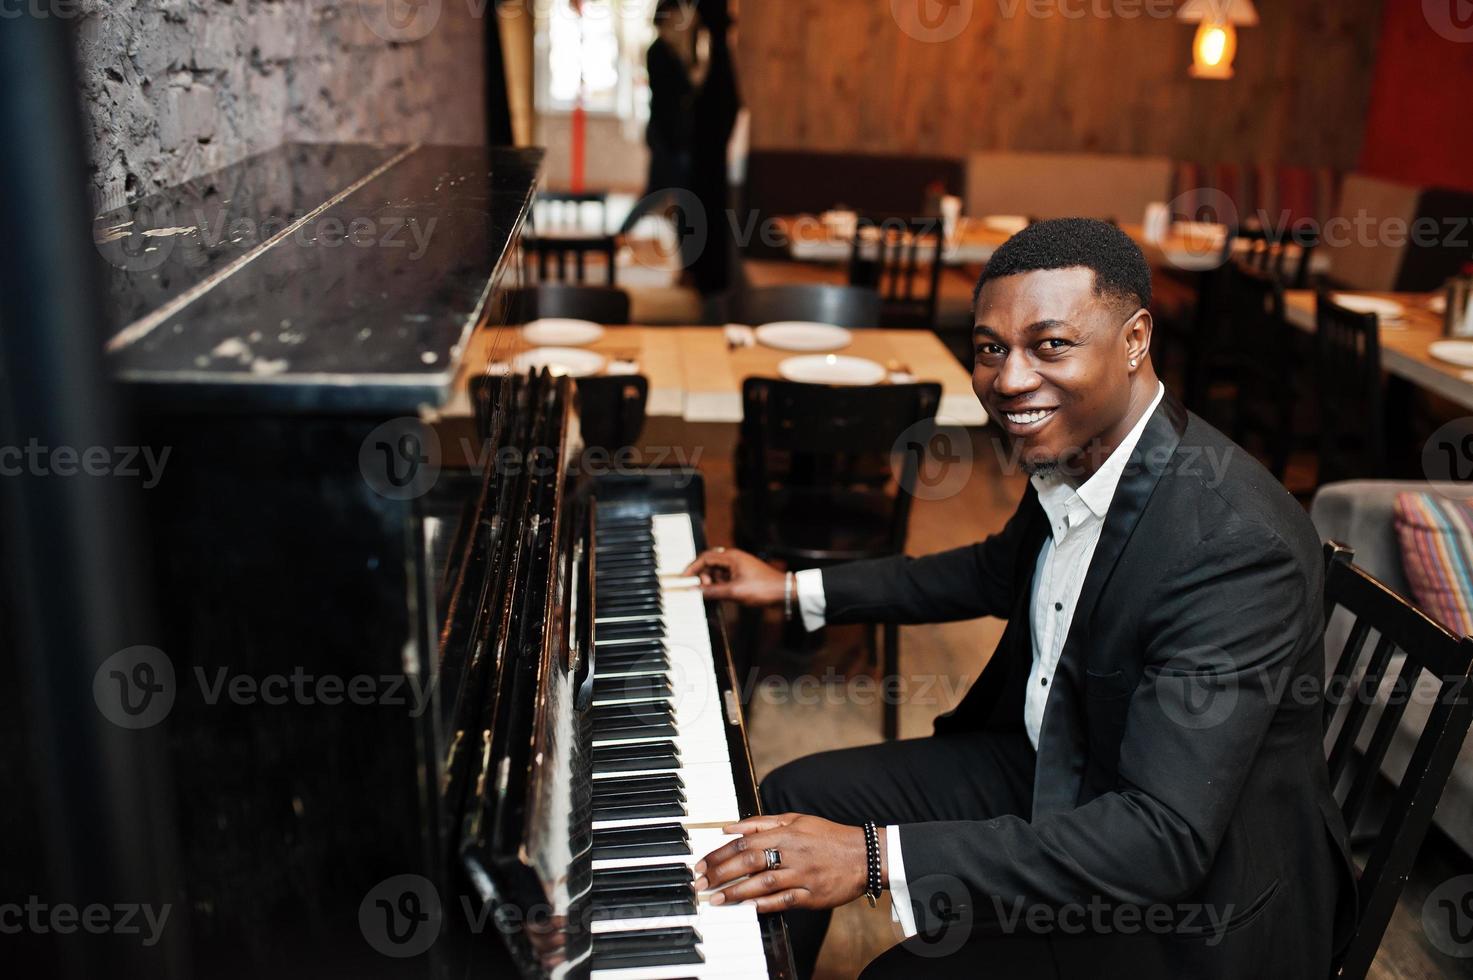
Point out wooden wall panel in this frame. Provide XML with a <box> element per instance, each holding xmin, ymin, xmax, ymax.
<box><xmin>737</xmin><ymin>0</ymin><xmax>1384</xmax><ymax>168</ymax></box>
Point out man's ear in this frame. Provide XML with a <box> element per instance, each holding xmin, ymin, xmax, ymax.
<box><xmin>1125</xmin><ymin>309</ymin><xmax>1153</xmax><ymax>367</ymax></box>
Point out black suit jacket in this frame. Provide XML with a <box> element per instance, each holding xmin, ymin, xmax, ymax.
<box><xmin>821</xmin><ymin>395</ymin><xmax>1356</xmax><ymax>979</ymax></box>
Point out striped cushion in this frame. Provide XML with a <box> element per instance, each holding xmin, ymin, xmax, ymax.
<box><xmin>1393</xmin><ymin>492</ymin><xmax>1473</xmax><ymax>635</ymax></box>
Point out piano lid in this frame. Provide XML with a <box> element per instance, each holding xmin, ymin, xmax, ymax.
<box><xmin>99</xmin><ymin>142</ymin><xmax>542</xmax><ymax>414</ymax></box>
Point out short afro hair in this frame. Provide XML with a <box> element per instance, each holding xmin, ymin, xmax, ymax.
<box><xmin>973</xmin><ymin>217</ymin><xmax>1152</xmax><ymax>314</ymax></box>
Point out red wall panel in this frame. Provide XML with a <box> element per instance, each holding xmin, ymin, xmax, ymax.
<box><xmin>1359</xmin><ymin>2</ymin><xmax>1473</xmax><ymax>193</ymax></box>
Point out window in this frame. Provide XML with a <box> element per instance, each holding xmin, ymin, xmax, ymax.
<box><xmin>537</xmin><ymin>0</ymin><xmax>656</xmax><ymax>119</ymax></box>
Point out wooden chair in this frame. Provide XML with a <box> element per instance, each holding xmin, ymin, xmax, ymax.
<box><xmin>847</xmin><ymin>216</ymin><xmax>944</xmax><ymax>329</ymax></box>
<box><xmin>732</xmin><ymin>284</ymin><xmax>881</xmax><ymax>328</ymax></box>
<box><xmin>1321</xmin><ymin>542</ymin><xmax>1473</xmax><ymax>980</ymax></box>
<box><xmin>507</xmin><ymin>284</ymin><xmax>631</xmax><ymax>325</ymax></box>
<box><xmin>1224</xmin><ymin>264</ymin><xmax>1297</xmax><ymax>480</ymax></box>
<box><xmin>1153</xmin><ymin>228</ymin><xmax>1239</xmax><ymax>415</ymax></box>
<box><xmin>1240</xmin><ymin>222</ymin><xmax>1320</xmax><ymax>290</ymax></box>
<box><xmin>734</xmin><ymin>378</ymin><xmax>942</xmax><ymax>739</ymax></box>
<box><xmin>1315</xmin><ymin>291</ymin><xmax>1386</xmax><ymax>484</ymax></box>
<box><xmin>534</xmin><ymin>189</ymin><xmax>609</xmax><ymax>237</ymax></box>
<box><xmin>521</xmin><ymin>235</ymin><xmax>619</xmax><ymax>286</ymax></box>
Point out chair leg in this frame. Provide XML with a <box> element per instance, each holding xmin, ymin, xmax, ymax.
<box><xmin>882</xmin><ymin>622</ymin><xmax>899</xmax><ymax>741</ymax></box>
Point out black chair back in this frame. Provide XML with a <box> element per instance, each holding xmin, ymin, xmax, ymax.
<box><xmin>1315</xmin><ymin>291</ymin><xmax>1385</xmax><ymax>484</ymax></box>
<box><xmin>847</xmin><ymin>216</ymin><xmax>944</xmax><ymax>328</ymax></box>
<box><xmin>508</xmin><ymin>284</ymin><xmax>630</xmax><ymax>325</ymax></box>
<box><xmin>733</xmin><ymin>284</ymin><xmax>881</xmax><ymax>328</ymax></box>
<box><xmin>573</xmin><ymin>375</ymin><xmax>648</xmax><ymax>456</ymax></box>
<box><xmin>1321</xmin><ymin>542</ymin><xmax>1473</xmax><ymax>980</ymax></box>
<box><xmin>1240</xmin><ymin>222</ymin><xmax>1319</xmax><ymax>289</ymax></box>
<box><xmin>739</xmin><ymin>378</ymin><xmax>941</xmax><ymax>559</ymax></box>
<box><xmin>1224</xmin><ymin>264</ymin><xmax>1294</xmax><ymax>478</ymax></box>
<box><xmin>522</xmin><ymin>235</ymin><xmax>619</xmax><ymax>286</ymax></box>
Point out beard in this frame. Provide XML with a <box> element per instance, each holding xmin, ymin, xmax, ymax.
<box><xmin>1021</xmin><ymin>456</ymin><xmax>1059</xmax><ymax>478</ymax></box>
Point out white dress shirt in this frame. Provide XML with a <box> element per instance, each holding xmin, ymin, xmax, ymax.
<box><xmin>792</xmin><ymin>382</ymin><xmax>1164</xmax><ymax>937</ymax></box>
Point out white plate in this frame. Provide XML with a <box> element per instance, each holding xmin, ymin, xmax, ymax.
<box><xmin>512</xmin><ymin>347</ymin><xmax>606</xmax><ymax>378</ymax></box>
<box><xmin>777</xmin><ymin>354</ymin><xmax>887</xmax><ymax>386</ymax></box>
<box><xmin>754</xmin><ymin>321</ymin><xmax>853</xmax><ymax>352</ymax></box>
<box><xmin>521</xmin><ymin>318</ymin><xmax>605</xmax><ymax>346</ymax></box>
<box><xmin>1332</xmin><ymin>294</ymin><xmax>1405</xmax><ymax>320</ymax></box>
<box><xmin>982</xmin><ymin>215</ymin><xmax>1029</xmax><ymax>235</ymax></box>
<box><xmin>1430</xmin><ymin>341</ymin><xmax>1473</xmax><ymax>368</ymax></box>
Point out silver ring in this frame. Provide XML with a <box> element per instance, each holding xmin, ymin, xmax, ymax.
<box><xmin>763</xmin><ymin>847</ymin><xmax>782</xmax><ymax>871</ymax></box>
<box><xmin>715</xmin><ymin>546</ymin><xmax>727</xmax><ymax>553</ymax></box>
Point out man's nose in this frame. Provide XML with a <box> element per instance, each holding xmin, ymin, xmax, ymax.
<box><xmin>991</xmin><ymin>351</ymin><xmax>1041</xmax><ymax>398</ymax></box>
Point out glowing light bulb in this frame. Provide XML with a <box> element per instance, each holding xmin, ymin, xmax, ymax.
<box><xmin>1191</xmin><ymin>21</ymin><xmax>1238</xmax><ymax>79</ymax></box>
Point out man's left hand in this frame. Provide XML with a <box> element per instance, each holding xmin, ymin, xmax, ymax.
<box><xmin>693</xmin><ymin>813</ymin><xmax>875</xmax><ymax>913</ymax></box>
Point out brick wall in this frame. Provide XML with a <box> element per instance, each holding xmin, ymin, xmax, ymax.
<box><xmin>76</xmin><ymin>0</ymin><xmax>487</xmax><ymax>211</ymax></box>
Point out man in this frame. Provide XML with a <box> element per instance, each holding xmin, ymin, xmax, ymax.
<box><xmin>683</xmin><ymin>219</ymin><xmax>1355</xmax><ymax>978</ymax></box>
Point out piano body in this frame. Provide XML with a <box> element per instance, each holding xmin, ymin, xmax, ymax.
<box><xmin>18</xmin><ymin>143</ymin><xmax>791</xmax><ymax>978</ymax></box>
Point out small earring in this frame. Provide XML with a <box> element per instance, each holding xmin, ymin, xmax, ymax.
<box><xmin>1129</xmin><ymin>358</ymin><xmax>1138</xmax><ymax>368</ymax></box>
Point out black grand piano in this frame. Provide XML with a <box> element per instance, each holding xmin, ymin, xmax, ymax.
<box><xmin>7</xmin><ymin>142</ymin><xmax>791</xmax><ymax>980</ymax></box>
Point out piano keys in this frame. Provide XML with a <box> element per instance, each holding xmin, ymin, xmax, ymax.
<box><xmin>55</xmin><ymin>141</ymin><xmax>789</xmax><ymax>979</ymax></box>
<box><xmin>453</xmin><ymin>372</ymin><xmax>792</xmax><ymax>978</ymax></box>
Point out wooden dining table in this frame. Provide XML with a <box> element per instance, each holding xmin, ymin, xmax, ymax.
<box><xmin>439</xmin><ymin>323</ymin><xmax>988</xmax><ymax>428</ymax></box>
<box><xmin>1283</xmin><ymin>290</ymin><xmax>1472</xmax><ymax>410</ymax></box>
<box><xmin>774</xmin><ymin>215</ymin><xmax>1330</xmax><ymax>276</ymax></box>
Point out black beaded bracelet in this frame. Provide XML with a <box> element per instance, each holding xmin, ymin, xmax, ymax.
<box><xmin>862</xmin><ymin>820</ymin><xmax>882</xmax><ymax>908</ymax></box>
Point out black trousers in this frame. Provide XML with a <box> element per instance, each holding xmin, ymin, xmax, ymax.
<box><xmin>759</xmin><ymin>731</ymin><xmax>1051</xmax><ymax>979</ymax></box>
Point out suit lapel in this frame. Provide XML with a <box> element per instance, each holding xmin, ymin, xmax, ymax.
<box><xmin>1031</xmin><ymin>394</ymin><xmax>1189</xmax><ymax>819</ymax></box>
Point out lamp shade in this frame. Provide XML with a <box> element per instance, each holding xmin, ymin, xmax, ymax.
<box><xmin>1176</xmin><ymin>0</ymin><xmax>1259</xmax><ymax>26</ymax></box>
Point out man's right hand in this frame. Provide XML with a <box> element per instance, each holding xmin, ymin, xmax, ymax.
<box><xmin>682</xmin><ymin>547</ymin><xmax>786</xmax><ymax>607</ymax></box>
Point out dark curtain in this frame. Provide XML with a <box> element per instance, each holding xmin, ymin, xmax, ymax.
<box><xmin>689</xmin><ymin>0</ymin><xmax>741</xmax><ymax>297</ymax></box>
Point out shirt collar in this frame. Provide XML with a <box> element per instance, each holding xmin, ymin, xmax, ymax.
<box><xmin>1031</xmin><ymin>382</ymin><xmax>1166</xmax><ymax>535</ymax></box>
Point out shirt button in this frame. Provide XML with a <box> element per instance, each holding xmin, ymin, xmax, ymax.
<box><xmin>1040</xmin><ymin>677</ymin><xmax>1048</xmax><ymax>686</ymax></box>
<box><xmin>1054</xmin><ymin>602</ymin><xmax>1063</xmax><ymax>612</ymax></box>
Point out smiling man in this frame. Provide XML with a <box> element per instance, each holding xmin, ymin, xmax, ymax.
<box><xmin>683</xmin><ymin>219</ymin><xmax>1355</xmax><ymax>979</ymax></box>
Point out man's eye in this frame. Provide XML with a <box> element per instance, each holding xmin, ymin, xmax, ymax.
<box><xmin>975</xmin><ymin>343</ymin><xmax>1006</xmax><ymax>359</ymax></box>
<box><xmin>1037</xmin><ymin>339</ymin><xmax>1072</xmax><ymax>353</ymax></box>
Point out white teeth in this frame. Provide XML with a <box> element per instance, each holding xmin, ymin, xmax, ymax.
<box><xmin>1004</xmin><ymin>409</ymin><xmax>1053</xmax><ymax>425</ymax></box>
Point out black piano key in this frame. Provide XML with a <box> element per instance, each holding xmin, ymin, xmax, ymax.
<box><xmin>592</xmin><ymin>675</ymin><xmax>672</xmax><ymax>700</ymax></box>
<box><xmin>591</xmin><ymin>773</ymin><xmax>683</xmax><ymax>796</ymax></box>
<box><xmin>593</xmin><ymin>863</ymin><xmax>694</xmax><ymax>889</ymax></box>
<box><xmin>591</xmin><ymin>700</ymin><xmax>674</xmax><ymax>727</ymax></box>
<box><xmin>593</xmin><ymin>654</ymin><xmax>671</xmax><ymax>677</ymax></box>
<box><xmin>595</xmin><ymin>569</ymin><xmax>658</xmax><ymax>584</ymax></box>
<box><xmin>591</xmin><ymin>882</ymin><xmax>694</xmax><ymax>904</ymax></box>
<box><xmin>594</xmin><ymin>650</ymin><xmax>670</xmax><ymax>672</ymax></box>
<box><xmin>592</xmin><ymin>800</ymin><xmax>687</xmax><ymax>821</ymax></box>
<box><xmin>591</xmin><ymin>785</ymin><xmax>685</xmax><ymax>807</ymax></box>
<box><xmin>596</xmin><ymin>553</ymin><xmax>656</xmax><ymax>567</ymax></box>
<box><xmin>598</xmin><ymin>565</ymin><xmax>661</xmax><ymax>581</ymax></box>
<box><xmin>591</xmin><ymin>823</ymin><xmax>690</xmax><ymax>860</ymax></box>
<box><xmin>593</xmin><ymin>740</ymin><xmax>680</xmax><ymax>774</ymax></box>
<box><xmin>596</xmin><ymin>621</ymin><xmax>665</xmax><ymax>642</ymax></box>
<box><xmin>595</xmin><ymin>639</ymin><xmax>666</xmax><ymax>659</ymax></box>
<box><xmin>596</xmin><ymin>601</ymin><xmax>663</xmax><ymax>618</ymax></box>
<box><xmin>593</xmin><ymin>927</ymin><xmax>703</xmax><ymax>965</ymax></box>
<box><xmin>593</xmin><ymin>717</ymin><xmax>678</xmax><ymax>740</ymax></box>
<box><xmin>590</xmin><ymin>897</ymin><xmax>697</xmax><ymax>922</ymax></box>
<box><xmin>589</xmin><ymin>778</ymin><xmax>680</xmax><ymax>801</ymax></box>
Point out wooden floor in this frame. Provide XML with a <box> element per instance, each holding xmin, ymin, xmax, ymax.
<box><xmin>688</xmin><ymin>425</ymin><xmax>1473</xmax><ymax>980</ymax></box>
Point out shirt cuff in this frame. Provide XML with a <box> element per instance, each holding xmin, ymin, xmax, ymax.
<box><xmin>886</xmin><ymin>824</ymin><xmax>918</xmax><ymax>938</ymax></box>
<box><xmin>794</xmin><ymin>568</ymin><xmax>826</xmax><ymax>633</ymax></box>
